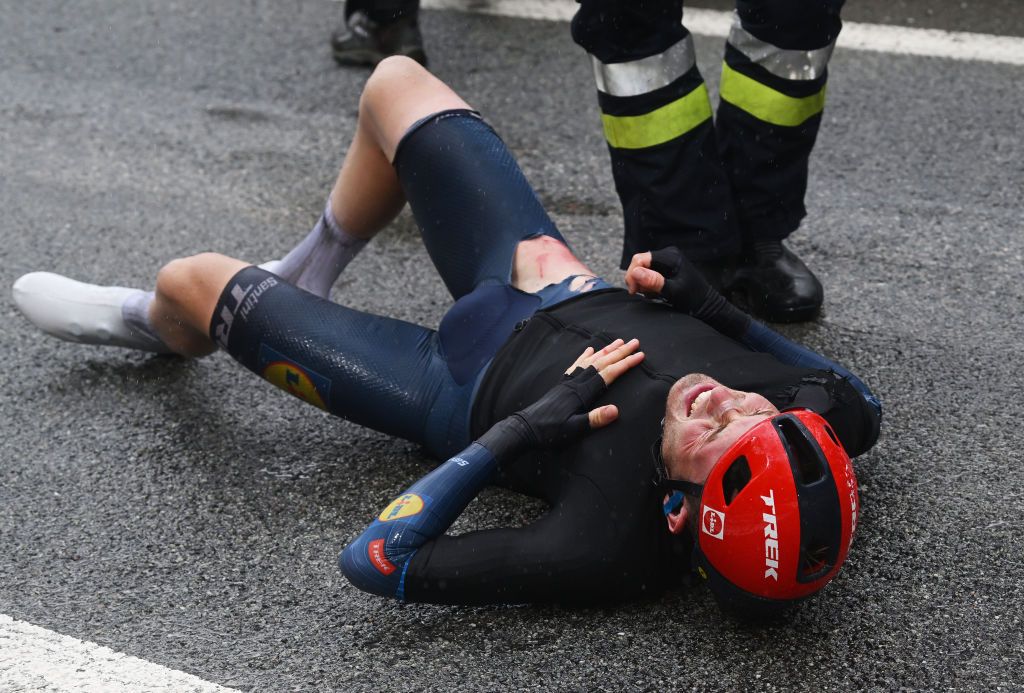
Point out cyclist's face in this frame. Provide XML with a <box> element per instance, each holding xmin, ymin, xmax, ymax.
<box><xmin>661</xmin><ymin>374</ymin><xmax>779</xmax><ymax>482</ymax></box>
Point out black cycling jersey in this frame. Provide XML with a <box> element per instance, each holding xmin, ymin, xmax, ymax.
<box><xmin>394</xmin><ymin>289</ymin><xmax>878</xmax><ymax>604</ymax></box>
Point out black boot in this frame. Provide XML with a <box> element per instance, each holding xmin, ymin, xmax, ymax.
<box><xmin>716</xmin><ymin>240</ymin><xmax>823</xmax><ymax>323</ymax></box>
<box><xmin>330</xmin><ymin>10</ymin><xmax>428</xmax><ymax>67</ymax></box>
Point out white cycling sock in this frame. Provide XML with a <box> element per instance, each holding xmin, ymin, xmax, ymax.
<box><xmin>121</xmin><ymin>290</ymin><xmax>167</xmax><ymax>349</ymax></box>
<box><xmin>260</xmin><ymin>199</ymin><xmax>367</xmax><ymax>298</ymax></box>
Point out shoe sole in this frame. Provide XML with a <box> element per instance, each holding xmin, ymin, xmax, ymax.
<box><xmin>332</xmin><ymin>47</ymin><xmax>384</xmax><ymax>66</ymax></box>
<box><xmin>331</xmin><ymin>47</ymin><xmax>428</xmax><ymax>67</ymax></box>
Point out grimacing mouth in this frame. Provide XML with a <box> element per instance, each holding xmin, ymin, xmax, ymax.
<box><xmin>687</xmin><ymin>387</ymin><xmax>717</xmax><ymax>418</ymax></box>
<box><xmin>681</xmin><ymin>381</ymin><xmax>718</xmax><ymax>418</ymax></box>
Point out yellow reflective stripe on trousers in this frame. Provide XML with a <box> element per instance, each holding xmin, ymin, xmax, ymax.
<box><xmin>719</xmin><ymin>63</ymin><xmax>827</xmax><ymax>127</ymax></box>
<box><xmin>601</xmin><ymin>84</ymin><xmax>712</xmax><ymax>150</ymax></box>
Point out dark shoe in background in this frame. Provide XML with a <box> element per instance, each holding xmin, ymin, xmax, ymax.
<box><xmin>725</xmin><ymin>240</ymin><xmax>824</xmax><ymax>323</ymax></box>
<box><xmin>331</xmin><ymin>10</ymin><xmax>428</xmax><ymax>67</ymax></box>
<box><xmin>696</xmin><ymin>240</ymin><xmax>823</xmax><ymax>323</ymax></box>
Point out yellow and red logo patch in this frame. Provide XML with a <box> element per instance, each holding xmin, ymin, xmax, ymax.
<box><xmin>378</xmin><ymin>493</ymin><xmax>424</xmax><ymax>522</ymax></box>
<box><xmin>262</xmin><ymin>361</ymin><xmax>327</xmax><ymax>410</ymax></box>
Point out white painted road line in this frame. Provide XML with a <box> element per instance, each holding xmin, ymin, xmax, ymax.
<box><xmin>0</xmin><ymin>614</ymin><xmax>237</xmax><ymax>693</ymax></box>
<box><xmin>837</xmin><ymin>20</ymin><xmax>1024</xmax><ymax>65</ymax></box>
<box><xmin>422</xmin><ymin>0</ymin><xmax>1024</xmax><ymax>66</ymax></box>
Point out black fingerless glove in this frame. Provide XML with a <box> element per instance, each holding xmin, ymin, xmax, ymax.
<box><xmin>649</xmin><ymin>247</ymin><xmax>751</xmax><ymax>338</ymax></box>
<box><xmin>477</xmin><ymin>366</ymin><xmax>607</xmax><ymax>461</ymax></box>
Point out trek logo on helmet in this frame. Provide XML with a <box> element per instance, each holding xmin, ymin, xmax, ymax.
<box><xmin>702</xmin><ymin>506</ymin><xmax>725</xmax><ymax>539</ymax></box>
<box><xmin>762</xmin><ymin>490</ymin><xmax>779</xmax><ymax>580</ymax></box>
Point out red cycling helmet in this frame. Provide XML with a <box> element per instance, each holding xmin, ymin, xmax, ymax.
<box><xmin>655</xmin><ymin>409</ymin><xmax>859</xmax><ymax>617</ymax></box>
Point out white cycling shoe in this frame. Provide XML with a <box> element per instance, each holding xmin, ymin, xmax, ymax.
<box><xmin>12</xmin><ymin>272</ymin><xmax>171</xmax><ymax>353</ymax></box>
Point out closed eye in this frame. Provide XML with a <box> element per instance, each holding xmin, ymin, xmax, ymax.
<box><xmin>681</xmin><ymin>421</ymin><xmax>720</xmax><ymax>453</ymax></box>
<box><xmin>706</xmin><ymin>422</ymin><xmax>729</xmax><ymax>441</ymax></box>
<box><xmin>706</xmin><ymin>408</ymin><xmax>775</xmax><ymax>442</ymax></box>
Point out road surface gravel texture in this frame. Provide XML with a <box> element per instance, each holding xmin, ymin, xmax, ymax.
<box><xmin>1</xmin><ymin>0</ymin><xmax>1021</xmax><ymax>690</ymax></box>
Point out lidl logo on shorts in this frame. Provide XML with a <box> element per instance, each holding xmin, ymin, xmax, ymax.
<box><xmin>258</xmin><ymin>344</ymin><xmax>331</xmax><ymax>410</ymax></box>
<box><xmin>701</xmin><ymin>505</ymin><xmax>725</xmax><ymax>540</ymax></box>
<box><xmin>379</xmin><ymin>493</ymin><xmax>424</xmax><ymax>522</ymax></box>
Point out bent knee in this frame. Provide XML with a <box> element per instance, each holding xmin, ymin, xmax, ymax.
<box><xmin>157</xmin><ymin>253</ymin><xmax>228</xmax><ymax>300</ymax></box>
<box><xmin>359</xmin><ymin>58</ymin><xmax>468</xmax><ymax>159</ymax></box>
<box><xmin>155</xmin><ymin>252</ymin><xmax>248</xmax><ymax>319</ymax></box>
<box><xmin>361</xmin><ymin>56</ymin><xmax>430</xmax><ymax>112</ymax></box>
<box><xmin>373</xmin><ymin>54</ymin><xmax>428</xmax><ymax>81</ymax></box>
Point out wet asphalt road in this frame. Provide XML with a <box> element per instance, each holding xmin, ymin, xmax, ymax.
<box><xmin>1</xmin><ymin>0</ymin><xmax>1022</xmax><ymax>690</ymax></box>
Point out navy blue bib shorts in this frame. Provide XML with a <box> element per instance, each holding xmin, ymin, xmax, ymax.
<box><xmin>208</xmin><ymin>110</ymin><xmax>611</xmax><ymax>458</ymax></box>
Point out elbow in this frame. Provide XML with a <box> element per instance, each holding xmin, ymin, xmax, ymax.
<box><xmin>853</xmin><ymin>384</ymin><xmax>883</xmax><ymax>455</ymax></box>
<box><xmin>338</xmin><ymin>538</ymin><xmax>401</xmax><ymax>599</ymax></box>
<box><xmin>338</xmin><ymin>543</ymin><xmax>363</xmax><ymax>586</ymax></box>
<box><xmin>863</xmin><ymin>398</ymin><xmax>883</xmax><ymax>453</ymax></box>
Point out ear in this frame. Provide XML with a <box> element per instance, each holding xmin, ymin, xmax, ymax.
<box><xmin>665</xmin><ymin>497</ymin><xmax>690</xmax><ymax>535</ymax></box>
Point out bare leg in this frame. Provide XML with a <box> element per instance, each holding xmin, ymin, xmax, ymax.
<box><xmin>280</xmin><ymin>56</ymin><xmax>595</xmax><ymax>294</ymax></box>
<box><xmin>329</xmin><ymin>56</ymin><xmax>474</xmax><ymax>237</ymax></box>
<box><xmin>264</xmin><ymin>57</ymin><xmax>476</xmax><ymax>297</ymax></box>
<box><xmin>353</xmin><ymin>57</ymin><xmax>596</xmax><ymax>292</ymax></box>
<box><xmin>140</xmin><ymin>61</ymin><xmax>470</xmax><ymax>356</ymax></box>
<box><xmin>14</xmin><ymin>60</ymin><xmax>592</xmax><ymax>359</ymax></box>
<box><xmin>145</xmin><ymin>60</ymin><xmax>474</xmax><ymax>355</ymax></box>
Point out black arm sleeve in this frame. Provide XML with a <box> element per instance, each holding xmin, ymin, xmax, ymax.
<box><xmin>401</xmin><ymin>478</ymin><xmax>629</xmax><ymax>605</ymax></box>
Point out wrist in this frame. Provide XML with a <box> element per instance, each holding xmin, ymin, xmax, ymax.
<box><xmin>695</xmin><ymin>290</ymin><xmax>751</xmax><ymax>337</ymax></box>
<box><xmin>477</xmin><ymin>414</ymin><xmax>534</xmax><ymax>461</ymax></box>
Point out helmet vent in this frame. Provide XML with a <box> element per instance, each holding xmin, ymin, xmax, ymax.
<box><xmin>824</xmin><ymin>424</ymin><xmax>839</xmax><ymax>446</ymax></box>
<box><xmin>773</xmin><ymin>413</ymin><xmax>843</xmax><ymax>584</ymax></box>
<box><xmin>799</xmin><ymin>544</ymin><xmax>834</xmax><ymax>581</ymax></box>
<box><xmin>777</xmin><ymin>417</ymin><xmax>825</xmax><ymax>485</ymax></box>
<box><xmin>721</xmin><ymin>456</ymin><xmax>751</xmax><ymax>505</ymax></box>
